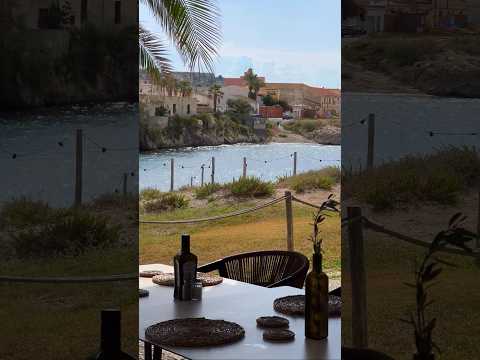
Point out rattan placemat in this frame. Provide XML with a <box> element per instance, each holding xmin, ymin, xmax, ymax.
<box><xmin>145</xmin><ymin>318</ymin><xmax>245</xmax><ymax>347</ymax></box>
<box><xmin>151</xmin><ymin>272</ymin><xmax>223</xmax><ymax>287</ymax></box>
<box><xmin>273</xmin><ymin>295</ymin><xmax>341</xmax><ymax>317</ymax></box>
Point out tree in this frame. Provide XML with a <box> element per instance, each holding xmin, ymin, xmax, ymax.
<box><xmin>139</xmin><ymin>0</ymin><xmax>222</xmax><ymax>82</ymax></box>
<box><xmin>227</xmin><ymin>98</ymin><xmax>253</xmax><ymax>115</ymax></box>
<box><xmin>208</xmin><ymin>84</ymin><xmax>223</xmax><ymax>113</ymax></box>
<box><xmin>243</xmin><ymin>68</ymin><xmax>265</xmax><ymax>100</ymax></box>
<box><xmin>262</xmin><ymin>94</ymin><xmax>276</xmax><ymax>106</ymax></box>
<box><xmin>177</xmin><ymin>80</ymin><xmax>193</xmax><ymax>97</ymax></box>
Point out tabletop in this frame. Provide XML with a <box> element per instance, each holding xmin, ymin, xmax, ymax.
<box><xmin>139</xmin><ymin>264</ymin><xmax>341</xmax><ymax>360</ymax></box>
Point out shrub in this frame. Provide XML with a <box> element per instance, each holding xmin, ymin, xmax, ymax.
<box><xmin>0</xmin><ymin>198</ymin><xmax>55</xmax><ymax>229</ymax></box>
<box><xmin>11</xmin><ymin>210</ymin><xmax>121</xmax><ymax>258</ymax></box>
<box><xmin>195</xmin><ymin>183</ymin><xmax>223</xmax><ymax>199</ymax></box>
<box><xmin>143</xmin><ymin>192</ymin><xmax>189</xmax><ymax>212</ymax></box>
<box><xmin>278</xmin><ymin>168</ymin><xmax>340</xmax><ymax>193</ymax></box>
<box><xmin>227</xmin><ymin>177</ymin><xmax>274</xmax><ymax>198</ymax></box>
<box><xmin>343</xmin><ymin>147</ymin><xmax>479</xmax><ymax>210</ymax></box>
<box><xmin>140</xmin><ymin>187</ymin><xmax>163</xmax><ymax>202</ymax></box>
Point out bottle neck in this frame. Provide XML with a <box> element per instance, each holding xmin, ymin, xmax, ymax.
<box><xmin>312</xmin><ymin>253</ymin><xmax>322</xmax><ymax>273</ymax></box>
<box><xmin>101</xmin><ymin>310</ymin><xmax>121</xmax><ymax>354</ymax></box>
<box><xmin>181</xmin><ymin>235</ymin><xmax>190</xmax><ymax>254</ymax></box>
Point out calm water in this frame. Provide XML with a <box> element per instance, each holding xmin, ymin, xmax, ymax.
<box><xmin>140</xmin><ymin>143</ymin><xmax>341</xmax><ymax>191</ymax></box>
<box><xmin>0</xmin><ymin>104</ymin><xmax>138</xmax><ymax>207</ymax></box>
<box><xmin>342</xmin><ymin>93</ymin><xmax>480</xmax><ymax>169</ymax></box>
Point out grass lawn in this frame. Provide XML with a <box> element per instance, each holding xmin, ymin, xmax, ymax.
<box><xmin>0</xmin><ymin>247</ymin><xmax>138</xmax><ymax>360</ymax></box>
<box><xmin>341</xmin><ymin>219</ymin><xmax>480</xmax><ymax>359</ymax></box>
<box><xmin>140</xmin><ymin>198</ymin><xmax>341</xmax><ymax>274</ymax></box>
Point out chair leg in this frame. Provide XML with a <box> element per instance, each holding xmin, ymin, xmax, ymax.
<box><xmin>144</xmin><ymin>341</ymin><xmax>152</xmax><ymax>360</ymax></box>
<box><xmin>153</xmin><ymin>345</ymin><xmax>163</xmax><ymax>360</ymax></box>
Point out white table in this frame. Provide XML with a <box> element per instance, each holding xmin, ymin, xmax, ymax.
<box><xmin>139</xmin><ymin>264</ymin><xmax>341</xmax><ymax>360</ymax></box>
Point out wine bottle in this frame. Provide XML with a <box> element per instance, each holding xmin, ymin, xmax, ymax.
<box><xmin>174</xmin><ymin>234</ymin><xmax>198</xmax><ymax>300</ymax></box>
<box><xmin>305</xmin><ymin>252</ymin><xmax>329</xmax><ymax>339</ymax></box>
<box><xmin>95</xmin><ymin>309</ymin><xmax>136</xmax><ymax>360</ymax></box>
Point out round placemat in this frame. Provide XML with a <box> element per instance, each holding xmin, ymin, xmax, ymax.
<box><xmin>145</xmin><ymin>318</ymin><xmax>245</xmax><ymax>347</ymax></box>
<box><xmin>139</xmin><ymin>289</ymin><xmax>149</xmax><ymax>298</ymax></box>
<box><xmin>263</xmin><ymin>329</ymin><xmax>295</xmax><ymax>342</ymax></box>
<box><xmin>151</xmin><ymin>272</ymin><xmax>223</xmax><ymax>287</ymax></box>
<box><xmin>256</xmin><ymin>316</ymin><xmax>289</xmax><ymax>328</ymax></box>
<box><xmin>139</xmin><ymin>270</ymin><xmax>164</xmax><ymax>278</ymax></box>
<box><xmin>273</xmin><ymin>295</ymin><xmax>341</xmax><ymax>316</ymax></box>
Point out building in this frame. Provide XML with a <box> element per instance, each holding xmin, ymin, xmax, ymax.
<box><xmin>139</xmin><ymin>72</ymin><xmax>197</xmax><ymax>118</ymax></box>
<box><xmin>348</xmin><ymin>0</ymin><xmax>474</xmax><ymax>33</ymax></box>
<box><xmin>3</xmin><ymin>0</ymin><xmax>137</xmax><ymax>30</ymax></box>
<box><xmin>260</xmin><ymin>83</ymin><xmax>341</xmax><ymax>118</ymax></box>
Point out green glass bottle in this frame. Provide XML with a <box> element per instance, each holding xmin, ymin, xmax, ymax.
<box><xmin>305</xmin><ymin>252</ymin><xmax>329</xmax><ymax>339</ymax></box>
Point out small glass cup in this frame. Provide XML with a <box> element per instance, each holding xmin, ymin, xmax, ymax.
<box><xmin>191</xmin><ymin>280</ymin><xmax>203</xmax><ymax>301</ymax></box>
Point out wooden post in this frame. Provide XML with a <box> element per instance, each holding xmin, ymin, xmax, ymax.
<box><xmin>293</xmin><ymin>152</ymin><xmax>297</xmax><ymax>176</ymax></box>
<box><xmin>211</xmin><ymin>156</ymin><xmax>215</xmax><ymax>184</ymax></box>
<box><xmin>477</xmin><ymin>180</ymin><xmax>480</xmax><ymax>252</ymax></box>
<box><xmin>201</xmin><ymin>165</ymin><xmax>205</xmax><ymax>186</ymax></box>
<box><xmin>243</xmin><ymin>157</ymin><xmax>247</xmax><ymax>178</ymax></box>
<box><xmin>170</xmin><ymin>158</ymin><xmax>174</xmax><ymax>192</ymax></box>
<box><xmin>285</xmin><ymin>191</ymin><xmax>294</xmax><ymax>251</ymax></box>
<box><xmin>367</xmin><ymin>113</ymin><xmax>375</xmax><ymax>170</ymax></box>
<box><xmin>190</xmin><ymin>176</ymin><xmax>193</xmax><ymax>187</ymax></box>
<box><xmin>347</xmin><ymin>206</ymin><xmax>368</xmax><ymax>348</ymax></box>
<box><xmin>122</xmin><ymin>173</ymin><xmax>128</xmax><ymax>197</ymax></box>
<box><xmin>74</xmin><ymin>129</ymin><xmax>83</xmax><ymax>206</ymax></box>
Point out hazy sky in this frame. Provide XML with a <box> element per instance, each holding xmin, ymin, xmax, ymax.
<box><xmin>140</xmin><ymin>0</ymin><xmax>340</xmax><ymax>88</ymax></box>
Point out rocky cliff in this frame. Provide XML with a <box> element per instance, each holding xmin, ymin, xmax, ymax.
<box><xmin>140</xmin><ymin>113</ymin><xmax>265</xmax><ymax>150</ymax></box>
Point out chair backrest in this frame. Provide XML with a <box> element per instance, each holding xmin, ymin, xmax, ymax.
<box><xmin>216</xmin><ymin>250</ymin><xmax>309</xmax><ymax>289</ymax></box>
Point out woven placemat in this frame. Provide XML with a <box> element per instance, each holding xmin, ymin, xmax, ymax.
<box><xmin>273</xmin><ymin>295</ymin><xmax>341</xmax><ymax>317</ymax></box>
<box><xmin>151</xmin><ymin>272</ymin><xmax>223</xmax><ymax>287</ymax></box>
<box><xmin>139</xmin><ymin>270</ymin><xmax>164</xmax><ymax>278</ymax></box>
<box><xmin>145</xmin><ymin>318</ymin><xmax>245</xmax><ymax>347</ymax></box>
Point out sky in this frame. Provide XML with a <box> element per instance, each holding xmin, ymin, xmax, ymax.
<box><xmin>140</xmin><ymin>0</ymin><xmax>340</xmax><ymax>88</ymax></box>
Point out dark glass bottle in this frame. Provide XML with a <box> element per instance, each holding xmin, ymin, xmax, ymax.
<box><xmin>305</xmin><ymin>252</ymin><xmax>329</xmax><ymax>339</ymax></box>
<box><xmin>95</xmin><ymin>309</ymin><xmax>135</xmax><ymax>360</ymax></box>
<box><xmin>174</xmin><ymin>234</ymin><xmax>198</xmax><ymax>300</ymax></box>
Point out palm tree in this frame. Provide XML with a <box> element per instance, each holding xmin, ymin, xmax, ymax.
<box><xmin>243</xmin><ymin>68</ymin><xmax>265</xmax><ymax>100</ymax></box>
<box><xmin>208</xmin><ymin>84</ymin><xmax>223</xmax><ymax>113</ymax></box>
<box><xmin>139</xmin><ymin>0</ymin><xmax>222</xmax><ymax>81</ymax></box>
<box><xmin>177</xmin><ymin>80</ymin><xmax>193</xmax><ymax>97</ymax></box>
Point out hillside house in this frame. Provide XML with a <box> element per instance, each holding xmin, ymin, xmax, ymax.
<box><xmin>2</xmin><ymin>0</ymin><xmax>137</xmax><ymax>30</ymax></box>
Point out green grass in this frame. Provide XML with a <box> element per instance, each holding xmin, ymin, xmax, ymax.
<box><xmin>343</xmin><ymin>147</ymin><xmax>480</xmax><ymax>211</ymax></box>
<box><xmin>342</xmin><ymin>224</ymin><xmax>479</xmax><ymax>359</ymax></box>
<box><xmin>140</xmin><ymin>199</ymin><xmax>340</xmax><ymax>273</ymax></box>
<box><xmin>142</xmin><ymin>192</ymin><xmax>189</xmax><ymax>213</ymax></box>
<box><xmin>278</xmin><ymin>167</ymin><xmax>341</xmax><ymax>193</ymax></box>
<box><xmin>194</xmin><ymin>183</ymin><xmax>223</xmax><ymax>199</ymax></box>
<box><xmin>227</xmin><ymin>177</ymin><xmax>275</xmax><ymax>198</ymax></box>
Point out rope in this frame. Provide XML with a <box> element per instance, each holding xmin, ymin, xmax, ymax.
<box><xmin>291</xmin><ymin>196</ymin><xmax>322</xmax><ymax>209</ymax></box>
<box><xmin>140</xmin><ymin>196</ymin><xmax>286</xmax><ymax>224</ymax></box>
<box><xmin>361</xmin><ymin>217</ymin><xmax>476</xmax><ymax>258</ymax></box>
<box><xmin>0</xmin><ymin>273</ymin><xmax>138</xmax><ymax>283</ymax></box>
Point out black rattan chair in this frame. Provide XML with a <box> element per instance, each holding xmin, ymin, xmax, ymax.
<box><xmin>198</xmin><ymin>250</ymin><xmax>309</xmax><ymax>289</ymax></box>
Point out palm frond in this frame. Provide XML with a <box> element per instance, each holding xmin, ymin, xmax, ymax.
<box><xmin>139</xmin><ymin>24</ymin><xmax>172</xmax><ymax>82</ymax></box>
<box><xmin>141</xmin><ymin>0</ymin><xmax>221</xmax><ymax>72</ymax></box>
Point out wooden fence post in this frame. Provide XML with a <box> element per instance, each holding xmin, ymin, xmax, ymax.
<box><xmin>367</xmin><ymin>113</ymin><xmax>375</xmax><ymax>170</ymax></box>
<box><xmin>243</xmin><ymin>157</ymin><xmax>247</xmax><ymax>178</ymax></box>
<box><xmin>122</xmin><ymin>173</ymin><xmax>128</xmax><ymax>197</ymax></box>
<box><xmin>211</xmin><ymin>156</ymin><xmax>215</xmax><ymax>184</ymax></box>
<box><xmin>347</xmin><ymin>206</ymin><xmax>368</xmax><ymax>348</ymax></box>
<box><xmin>170</xmin><ymin>158</ymin><xmax>174</xmax><ymax>192</ymax></box>
<box><xmin>201</xmin><ymin>165</ymin><xmax>205</xmax><ymax>186</ymax></box>
<box><xmin>190</xmin><ymin>176</ymin><xmax>193</xmax><ymax>187</ymax></box>
<box><xmin>74</xmin><ymin>129</ymin><xmax>83</xmax><ymax>206</ymax></box>
<box><xmin>285</xmin><ymin>191</ymin><xmax>294</xmax><ymax>251</ymax></box>
<box><xmin>293</xmin><ymin>152</ymin><xmax>297</xmax><ymax>176</ymax></box>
